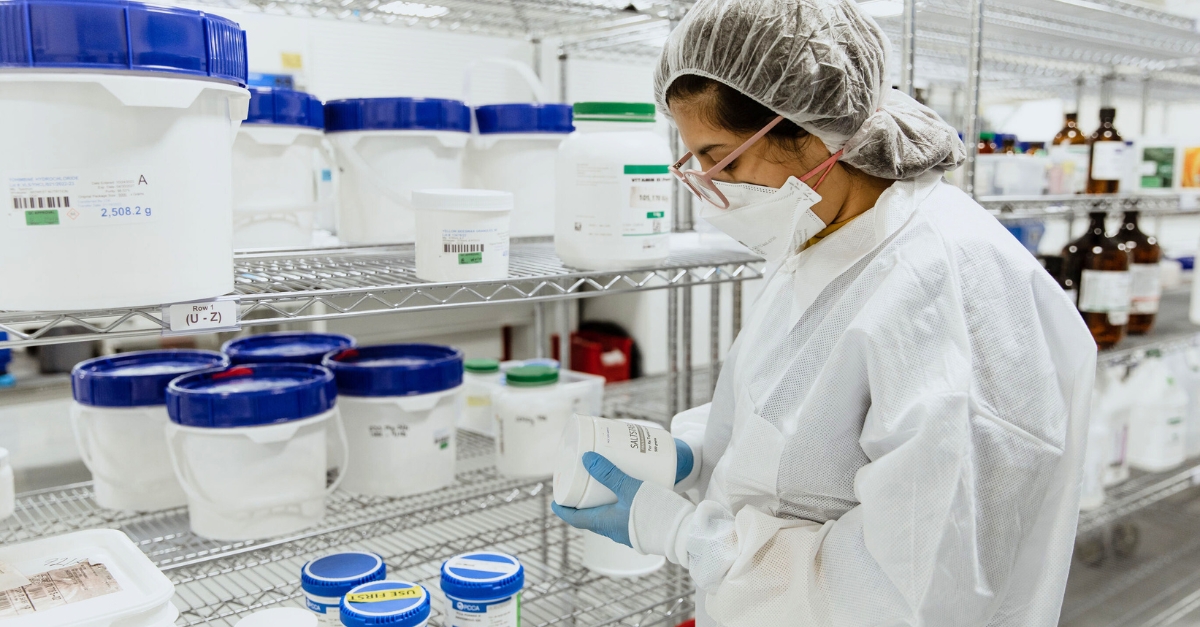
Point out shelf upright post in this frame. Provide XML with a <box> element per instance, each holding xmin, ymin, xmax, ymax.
<box><xmin>710</xmin><ymin>282</ymin><xmax>721</xmax><ymax>398</ymax></box>
<box><xmin>667</xmin><ymin>0</ymin><xmax>689</xmax><ymax>418</ymax></box>
<box><xmin>558</xmin><ymin>300</ymin><xmax>571</xmax><ymax>369</ymax></box>
<box><xmin>1101</xmin><ymin>71</ymin><xmax>1115</xmax><ymax>108</ymax></box>
<box><xmin>669</xmin><ymin>283</ymin><xmax>680</xmax><ymax>418</ymax></box>
<box><xmin>535</xmin><ymin>302</ymin><xmax>547</xmax><ymax>358</ymax></box>
<box><xmin>732</xmin><ymin>281</ymin><xmax>742</xmax><ymax>335</ymax></box>
<box><xmin>558</xmin><ymin>46</ymin><xmax>569</xmax><ymax>103</ymax></box>
<box><xmin>1141</xmin><ymin>74</ymin><xmax>1152</xmax><ymax>137</ymax></box>
<box><xmin>683</xmin><ymin>273</ymin><xmax>693</xmax><ymax>409</ymax></box>
<box><xmin>964</xmin><ymin>0</ymin><xmax>985</xmax><ymax>199</ymax></box>
<box><xmin>532</xmin><ymin>38</ymin><xmax>543</xmax><ymax>79</ymax></box>
<box><xmin>1075</xmin><ymin>75</ymin><xmax>1085</xmax><ymax>114</ymax></box>
<box><xmin>901</xmin><ymin>0</ymin><xmax>917</xmax><ymax>97</ymax></box>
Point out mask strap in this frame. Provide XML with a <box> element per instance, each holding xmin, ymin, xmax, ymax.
<box><xmin>799</xmin><ymin>149</ymin><xmax>844</xmax><ymax>191</ymax></box>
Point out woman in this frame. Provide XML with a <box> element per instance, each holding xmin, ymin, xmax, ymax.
<box><xmin>553</xmin><ymin>0</ymin><xmax>1097</xmax><ymax>625</ymax></box>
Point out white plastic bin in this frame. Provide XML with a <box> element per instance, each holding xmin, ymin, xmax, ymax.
<box><xmin>465</xmin><ymin>104</ymin><xmax>573</xmax><ymax>237</ymax></box>
<box><xmin>494</xmin><ymin>366</ymin><xmax>573</xmax><ymax>478</ymax></box>
<box><xmin>223</xmin><ymin>331</ymin><xmax>357</xmax><ymax>366</ymax></box>
<box><xmin>325</xmin><ymin>98</ymin><xmax>470</xmax><ymax>244</ymax></box>
<box><xmin>71</xmin><ymin>349</ymin><xmax>229</xmax><ymax>512</ymax></box>
<box><xmin>555</xmin><ymin>102</ymin><xmax>673</xmax><ymax>270</ymax></box>
<box><xmin>234</xmin><ymin>88</ymin><xmax>327</xmax><ymax>249</ymax></box>
<box><xmin>0</xmin><ymin>1</ymin><xmax>250</xmax><ymax>310</ymax></box>
<box><xmin>413</xmin><ymin>189</ymin><xmax>513</xmax><ymax>282</ymax></box>
<box><xmin>323</xmin><ymin>344</ymin><xmax>463</xmax><ymax>497</ymax></box>
<box><xmin>461</xmin><ymin>359</ymin><xmax>502</xmax><ymax>435</ymax></box>
<box><xmin>165</xmin><ymin>363</ymin><xmax>347</xmax><ymax>541</ymax></box>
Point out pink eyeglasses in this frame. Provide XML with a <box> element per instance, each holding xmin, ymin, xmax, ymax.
<box><xmin>670</xmin><ymin>115</ymin><xmax>841</xmax><ymax>209</ymax></box>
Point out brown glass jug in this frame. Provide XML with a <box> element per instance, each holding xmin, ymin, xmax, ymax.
<box><xmin>1118</xmin><ymin>211</ymin><xmax>1162</xmax><ymax>335</ymax></box>
<box><xmin>1062</xmin><ymin>211</ymin><xmax>1130</xmax><ymax>349</ymax></box>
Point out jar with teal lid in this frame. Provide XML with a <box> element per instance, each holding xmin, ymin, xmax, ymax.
<box><xmin>493</xmin><ymin>366</ymin><xmax>572</xmax><ymax>478</ymax></box>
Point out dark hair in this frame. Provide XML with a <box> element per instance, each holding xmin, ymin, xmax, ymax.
<box><xmin>664</xmin><ymin>75</ymin><xmax>809</xmax><ymax>153</ymax></box>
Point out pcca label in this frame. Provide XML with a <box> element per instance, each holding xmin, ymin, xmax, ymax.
<box><xmin>7</xmin><ymin>169</ymin><xmax>159</xmax><ymax>229</ymax></box>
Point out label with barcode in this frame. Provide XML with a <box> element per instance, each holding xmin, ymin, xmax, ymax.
<box><xmin>444</xmin><ymin>243</ymin><xmax>485</xmax><ymax>253</ymax></box>
<box><xmin>438</xmin><ymin>226</ymin><xmax>508</xmax><ymax>268</ymax></box>
<box><xmin>7</xmin><ymin>169</ymin><xmax>160</xmax><ymax>229</ymax></box>
<box><xmin>0</xmin><ymin>562</ymin><xmax>121</xmax><ymax>617</ymax></box>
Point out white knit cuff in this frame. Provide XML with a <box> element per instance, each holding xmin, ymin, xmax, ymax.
<box><xmin>629</xmin><ymin>481</ymin><xmax>696</xmax><ymax>567</ymax></box>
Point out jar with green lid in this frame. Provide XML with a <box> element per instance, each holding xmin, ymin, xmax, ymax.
<box><xmin>493</xmin><ymin>366</ymin><xmax>573</xmax><ymax>478</ymax></box>
<box><xmin>462</xmin><ymin>358</ymin><xmax>502</xmax><ymax>435</ymax></box>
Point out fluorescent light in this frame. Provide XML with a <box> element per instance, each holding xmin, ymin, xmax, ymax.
<box><xmin>857</xmin><ymin>0</ymin><xmax>905</xmax><ymax>17</ymax></box>
<box><xmin>378</xmin><ymin>1</ymin><xmax>450</xmax><ymax>18</ymax></box>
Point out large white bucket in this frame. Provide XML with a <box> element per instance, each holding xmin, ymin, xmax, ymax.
<box><xmin>325</xmin><ymin>98</ymin><xmax>470</xmax><ymax>244</ymax></box>
<box><xmin>493</xmin><ymin>366</ymin><xmax>573</xmax><ymax>478</ymax></box>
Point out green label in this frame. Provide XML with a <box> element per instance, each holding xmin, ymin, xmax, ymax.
<box><xmin>25</xmin><ymin>210</ymin><xmax>59</xmax><ymax>226</ymax></box>
<box><xmin>646</xmin><ymin>211</ymin><xmax>665</xmax><ymax>219</ymax></box>
<box><xmin>458</xmin><ymin>252</ymin><xmax>483</xmax><ymax>265</ymax></box>
<box><xmin>1141</xmin><ymin>147</ymin><xmax>1175</xmax><ymax>188</ymax></box>
<box><xmin>624</xmin><ymin>165</ymin><xmax>669</xmax><ymax>175</ymax></box>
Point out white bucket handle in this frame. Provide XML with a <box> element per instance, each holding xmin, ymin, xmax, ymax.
<box><xmin>461</xmin><ymin>59</ymin><xmax>547</xmax><ymax>108</ymax></box>
<box><xmin>69</xmin><ymin>406</ymin><xmax>128</xmax><ymax>488</ymax></box>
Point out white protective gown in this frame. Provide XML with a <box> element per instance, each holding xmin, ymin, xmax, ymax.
<box><xmin>629</xmin><ymin>173</ymin><xmax>1097</xmax><ymax>627</ymax></box>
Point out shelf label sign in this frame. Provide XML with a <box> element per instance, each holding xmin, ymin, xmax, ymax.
<box><xmin>162</xmin><ymin>298</ymin><xmax>240</xmax><ymax>336</ymax></box>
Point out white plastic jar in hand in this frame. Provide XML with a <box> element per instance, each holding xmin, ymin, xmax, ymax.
<box><xmin>413</xmin><ymin>189</ymin><xmax>512</xmax><ymax>282</ymax></box>
<box><xmin>325</xmin><ymin>98</ymin><xmax>470</xmax><ymax>244</ymax></box>
<box><xmin>166</xmin><ymin>363</ymin><xmax>346</xmax><ymax>541</ymax></box>
<box><xmin>440</xmin><ymin>552</ymin><xmax>524</xmax><ymax>627</ymax></box>
<box><xmin>301</xmin><ymin>552</ymin><xmax>386</xmax><ymax>627</ymax></box>
<box><xmin>340</xmin><ymin>581</ymin><xmax>431</xmax><ymax>627</ymax></box>
<box><xmin>233</xmin><ymin>88</ymin><xmax>327</xmax><ymax>249</ymax></box>
<box><xmin>223</xmin><ymin>331</ymin><xmax>357</xmax><ymax>366</ymax></box>
<box><xmin>555</xmin><ymin>102</ymin><xmax>673</xmax><ymax>271</ymax></box>
<box><xmin>461</xmin><ymin>359</ymin><xmax>502</xmax><ymax>435</ymax></box>
<box><xmin>493</xmin><ymin>366</ymin><xmax>572</xmax><ymax>478</ymax></box>
<box><xmin>554</xmin><ymin>415</ymin><xmax>676</xmax><ymax>509</ymax></box>
<box><xmin>71</xmin><ymin>349</ymin><xmax>229</xmax><ymax>512</ymax></box>
<box><xmin>465</xmin><ymin>104</ymin><xmax>574</xmax><ymax>237</ymax></box>
<box><xmin>0</xmin><ymin>0</ymin><xmax>250</xmax><ymax>310</ymax></box>
<box><xmin>323</xmin><ymin>344</ymin><xmax>463</xmax><ymax>497</ymax></box>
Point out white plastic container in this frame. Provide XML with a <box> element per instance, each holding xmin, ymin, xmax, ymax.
<box><xmin>494</xmin><ymin>366</ymin><xmax>573</xmax><ymax>478</ymax></box>
<box><xmin>323</xmin><ymin>344</ymin><xmax>462</xmax><ymax>497</ymax></box>
<box><xmin>326</xmin><ymin>98</ymin><xmax>470</xmax><ymax>244</ymax></box>
<box><xmin>554</xmin><ymin>415</ymin><xmax>676</xmax><ymax>509</ymax></box>
<box><xmin>466</xmin><ymin>104</ymin><xmax>573</xmax><ymax>237</ymax></box>
<box><xmin>555</xmin><ymin>102</ymin><xmax>673</xmax><ymax>270</ymax></box>
<box><xmin>462</xmin><ymin>359</ymin><xmax>502</xmax><ymax>435</ymax></box>
<box><xmin>0</xmin><ymin>448</ymin><xmax>12</xmax><ymax>522</ymax></box>
<box><xmin>976</xmin><ymin>154</ymin><xmax>1049</xmax><ymax>196</ymax></box>
<box><xmin>233</xmin><ymin>87</ymin><xmax>327</xmax><ymax>249</ymax></box>
<box><xmin>301</xmin><ymin>552</ymin><xmax>386</xmax><ymax>627</ymax></box>
<box><xmin>339</xmin><ymin>581</ymin><xmax>431</xmax><ymax>627</ymax></box>
<box><xmin>1127</xmin><ymin>354</ymin><xmax>1189</xmax><ymax>471</ymax></box>
<box><xmin>413</xmin><ymin>189</ymin><xmax>513</xmax><ymax>282</ymax></box>
<box><xmin>500</xmin><ymin>360</ymin><xmax>605</xmax><ymax>416</ymax></box>
<box><xmin>165</xmin><ymin>363</ymin><xmax>347</xmax><ymax>541</ymax></box>
<box><xmin>71</xmin><ymin>350</ymin><xmax>229</xmax><ymax>512</ymax></box>
<box><xmin>581</xmin><ymin>529</ymin><xmax>665</xmax><ymax>579</ymax></box>
<box><xmin>439</xmin><ymin>552</ymin><xmax>524</xmax><ymax>627</ymax></box>
<box><xmin>0</xmin><ymin>529</ymin><xmax>176</xmax><ymax>626</ymax></box>
<box><xmin>0</xmin><ymin>2</ymin><xmax>250</xmax><ymax>310</ymax></box>
<box><xmin>236</xmin><ymin>608</ymin><xmax>319</xmax><ymax>627</ymax></box>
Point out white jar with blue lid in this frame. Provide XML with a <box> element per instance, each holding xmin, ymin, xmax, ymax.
<box><xmin>234</xmin><ymin>87</ymin><xmax>328</xmax><ymax>249</ymax></box>
<box><xmin>301</xmin><ymin>552</ymin><xmax>386</xmax><ymax>627</ymax></box>
<box><xmin>70</xmin><ymin>349</ymin><xmax>229</xmax><ymax>512</ymax></box>
<box><xmin>340</xmin><ymin>581</ymin><xmax>431</xmax><ymax>627</ymax></box>
<box><xmin>0</xmin><ymin>0</ymin><xmax>251</xmax><ymax>310</ymax></box>
<box><xmin>325</xmin><ymin>98</ymin><xmax>470</xmax><ymax>244</ymax></box>
<box><xmin>465</xmin><ymin>103</ymin><xmax>573</xmax><ymax>238</ymax></box>
<box><xmin>440</xmin><ymin>551</ymin><xmax>524</xmax><ymax>627</ymax></box>
<box><xmin>223</xmin><ymin>331</ymin><xmax>357</xmax><ymax>366</ymax></box>
<box><xmin>165</xmin><ymin>363</ymin><xmax>348</xmax><ymax>540</ymax></box>
<box><xmin>323</xmin><ymin>344</ymin><xmax>463</xmax><ymax>497</ymax></box>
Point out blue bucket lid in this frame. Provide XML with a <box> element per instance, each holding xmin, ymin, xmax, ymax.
<box><xmin>339</xmin><ymin>581</ymin><xmax>430</xmax><ymax>627</ymax></box>
<box><xmin>301</xmin><ymin>552</ymin><xmax>386</xmax><ymax>598</ymax></box>
<box><xmin>0</xmin><ymin>0</ymin><xmax>248</xmax><ymax>85</ymax></box>
<box><xmin>0</xmin><ymin>332</ymin><xmax>9</xmax><ymax>367</ymax></box>
<box><xmin>222</xmin><ymin>332</ymin><xmax>356</xmax><ymax>366</ymax></box>
<box><xmin>322</xmin><ymin>344</ymin><xmax>463</xmax><ymax>397</ymax></box>
<box><xmin>475</xmin><ymin>103</ymin><xmax>573</xmax><ymax>134</ymax></box>
<box><xmin>72</xmin><ymin>350</ymin><xmax>229</xmax><ymax>408</ymax></box>
<box><xmin>324</xmin><ymin>98</ymin><xmax>470</xmax><ymax>133</ymax></box>
<box><xmin>246</xmin><ymin>88</ymin><xmax>324</xmax><ymax>129</ymax></box>
<box><xmin>440</xmin><ymin>552</ymin><xmax>524</xmax><ymax>601</ymax></box>
<box><xmin>166</xmin><ymin>363</ymin><xmax>336</xmax><ymax>428</ymax></box>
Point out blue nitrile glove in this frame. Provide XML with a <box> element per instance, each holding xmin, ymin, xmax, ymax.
<box><xmin>552</xmin><ymin>452</ymin><xmax>642</xmax><ymax>547</ymax></box>
<box><xmin>674</xmin><ymin>438</ymin><xmax>693</xmax><ymax>485</ymax></box>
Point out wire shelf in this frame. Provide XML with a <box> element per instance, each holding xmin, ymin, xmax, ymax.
<box><xmin>979</xmin><ymin>194</ymin><xmax>1196</xmax><ymax>222</ymax></box>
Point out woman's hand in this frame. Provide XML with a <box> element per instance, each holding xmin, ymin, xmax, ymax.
<box><xmin>551</xmin><ymin>452</ymin><xmax>643</xmax><ymax>547</ymax></box>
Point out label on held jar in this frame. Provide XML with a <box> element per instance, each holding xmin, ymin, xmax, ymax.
<box><xmin>1129</xmin><ymin>263</ymin><xmax>1162</xmax><ymax>314</ymax></box>
<box><xmin>1078</xmin><ymin>270</ymin><xmax>1131</xmax><ymax>317</ymax></box>
<box><xmin>7</xmin><ymin>169</ymin><xmax>160</xmax><ymax>229</ymax></box>
<box><xmin>1090</xmin><ymin>142</ymin><xmax>1126</xmax><ymax>181</ymax></box>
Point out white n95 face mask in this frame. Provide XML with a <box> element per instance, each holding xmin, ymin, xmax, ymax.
<box><xmin>701</xmin><ymin>176</ymin><xmax>827</xmax><ymax>263</ymax></box>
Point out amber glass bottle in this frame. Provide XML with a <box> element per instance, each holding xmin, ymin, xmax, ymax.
<box><xmin>1062</xmin><ymin>211</ymin><xmax>1130</xmax><ymax>349</ymax></box>
<box><xmin>1087</xmin><ymin>108</ymin><xmax>1124</xmax><ymax>194</ymax></box>
<box><xmin>1119</xmin><ymin>211</ymin><xmax>1162</xmax><ymax>335</ymax></box>
<box><xmin>978</xmin><ymin>132</ymin><xmax>996</xmax><ymax>154</ymax></box>
<box><xmin>1054</xmin><ymin>113</ymin><xmax>1087</xmax><ymax>145</ymax></box>
<box><xmin>1000</xmin><ymin>135</ymin><xmax>1018</xmax><ymax>154</ymax></box>
<box><xmin>1052</xmin><ymin>113</ymin><xmax>1090</xmax><ymax>194</ymax></box>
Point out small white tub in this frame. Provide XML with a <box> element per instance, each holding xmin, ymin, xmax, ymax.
<box><xmin>413</xmin><ymin>189</ymin><xmax>512</xmax><ymax>282</ymax></box>
<box><xmin>71</xmin><ymin>350</ymin><xmax>229</xmax><ymax>512</ymax></box>
<box><xmin>0</xmin><ymin>0</ymin><xmax>250</xmax><ymax>310</ymax></box>
<box><xmin>340</xmin><ymin>581</ymin><xmax>431</xmax><ymax>627</ymax></box>
<box><xmin>323</xmin><ymin>344</ymin><xmax>463</xmax><ymax>497</ymax></box>
<box><xmin>165</xmin><ymin>363</ymin><xmax>346</xmax><ymax>541</ymax></box>
<box><xmin>461</xmin><ymin>359</ymin><xmax>502</xmax><ymax>435</ymax></box>
<box><xmin>439</xmin><ymin>552</ymin><xmax>524</xmax><ymax>626</ymax></box>
<box><xmin>233</xmin><ymin>88</ymin><xmax>327</xmax><ymax>249</ymax></box>
<box><xmin>465</xmin><ymin>104</ymin><xmax>573</xmax><ymax>237</ymax></box>
<box><xmin>553</xmin><ymin>415</ymin><xmax>676</xmax><ymax>509</ymax></box>
<box><xmin>301</xmin><ymin>552</ymin><xmax>386</xmax><ymax>627</ymax></box>
<box><xmin>325</xmin><ymin>98</ymin><xmax>470</xmax><ymax>244</ymax></box>
<box><xmin>493</xmin><ymin>366</ymin><xmax>573</xmax><ymax>478</ymax></box>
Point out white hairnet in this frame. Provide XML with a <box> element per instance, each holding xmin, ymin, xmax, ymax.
<box><xmin>655</xmin><ymin>0</ymin><xmax>966</xmax><ymax>180</ymax></box>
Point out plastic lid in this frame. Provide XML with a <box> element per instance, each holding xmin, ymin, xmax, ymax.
<box><xmin>323</xmin><ymin>344</ymin><xmax>464</xmax><ymax>397</ymax></box>
<box><xmin>301</xmin><ymin>552</ymin><xmax>386</xmax><ymax>598</ymax></box>
<box><xmin>222</xmin><ymin>332</ymin><xmax>356</xmax><ymax>366</ymax></box>
<box><xmin>324</xmin><ymin>98</ymin><xmax>470</xmax><ymax>133</ymax></box>
<box><xmin>475</xmin><ymin>103</ymin><xmax>573</xmax><ymax>134</ymax></box>
<box><xmin>506</xmin><ymin>365</ymin><xmax>558</xmax><ymax>387</ymax></box>
<box><xmin>166</xmin><ymin>363</ymin><xmax>337</xmax><ymax>428</ymax></box>
<box><xmin>235</xmin><ymin>608</ymin><xmax>318</xmax><ymax>627</ymax></box>
<box><xmin>524</xmin><ymin>358</ymin><xmax>560</xmax><ymax>370</ymax></box>
<box><xmin>412</xmin><ymin>189</ymin><xmax>513</xmax><ymax>213</ymax></box>
<box><xmin>0</xmin><ymin>0</ymin><xmax>248</xmax><ymax>85</ymax></box>
<box><xmin>339</xmin><ymin>581</ymin><xmax>430</xmax><ymax>627</ymax></box>
<box><xmin>440</xmin><ymin>552</ymin><xmax>524</xmax><ymax>601</ymax></box>
<box><xmin>553</xmin><ymin>414</ymin><xmax>594</xmax><ymax>506</ymax></box>
<box><xmin>246</xmin><ymin>88</ymin><xmax>324</xmax><ymax>129</ymax></box>
<box><xmin>464</xmin><ymin>358</ymin><xmax>500</xmax><ymax>374</ymax></box>
<box><xmin>0</xmin><ymin>331</ymin><xmax>10</xmax><ymax>366</ymax></box>
<box><xmin>573</xmin><ymin>102</ymin><xmax>655</xmax><ymax>123</ymax></box>
<box><xmin>71</xmin><ymin>350</ymin><xmax>230</xmax><ymax>408</ymax></box>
